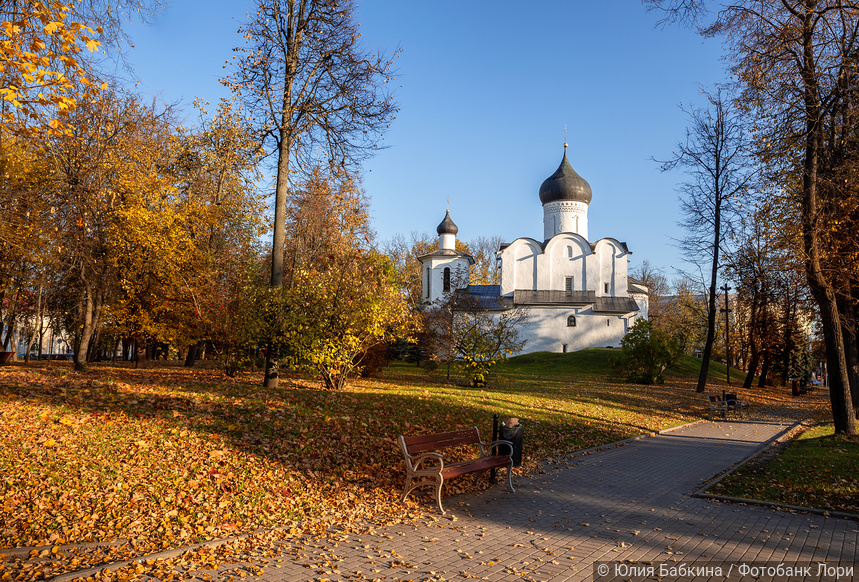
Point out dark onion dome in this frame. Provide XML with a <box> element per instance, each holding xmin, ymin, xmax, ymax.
<box><xmin>436</xmin><ymin>210</ymin><xmax>458</xmax><ymax>235</ymax></box>
<box><xmin>538</xmin><ymin>150</ymin><xmax>592</xmax><ymax>205</ymax></box>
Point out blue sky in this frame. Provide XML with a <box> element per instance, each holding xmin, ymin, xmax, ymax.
<box><xmin>123</xmin><ymin>1</ymin><xmax>727</xmax><ymax>279</ymax></box>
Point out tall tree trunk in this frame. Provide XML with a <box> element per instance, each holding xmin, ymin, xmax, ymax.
<box><xmin>839</xmin><ymin>288</ymin><xmax>859</xmax><ymax>417</ymax></box>
<box><xmin>758</xmin><ymin>351</ymin><xmax>770</xmax><ymax>388</ymax></box>
<box><xmin>74</xmin><ymin>280</ymin><xmax>99</xmax><ymax>372</ymax></box>
<box><xmin>184</xmin><ymin>342</ymin><xmax>199</xmax><ymax>367</ymax></box>
<box><xmin>696</xmin><ymin>233</ymin><xmax>721</xmax><ymax>392</ymax></box>
<box><xmin>263</xmin><ymin>3</ymin><xmax>303</xmax><ymax>389</ymax></box>
<box><xmin>798</xmin><ymin>6</ymin><xmax>855</xmax><ymax>434</ymax></box>
<box><xmin>744</xmin><ymin>349</ymin><xmax>759</xmax><ymax>389</ymax></box>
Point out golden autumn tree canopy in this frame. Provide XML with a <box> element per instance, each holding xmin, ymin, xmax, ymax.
<box><xmin>0</xmin><ymin>0</ymin><xmax>106</xmax><ymax>133</ymax></box>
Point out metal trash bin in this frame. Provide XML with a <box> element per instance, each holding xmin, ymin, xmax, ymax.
<box><xmin>500</xmin><ymin>419</ymin><xmax>523</xmax><ymax>467</ymax></box>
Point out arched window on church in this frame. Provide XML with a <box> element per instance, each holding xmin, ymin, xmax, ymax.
<box><xmin>567</xmin><ymin>315</ymin><xmax>576</xmax><ymax>327</ymax></box>
<box><xmin>443</xmin><ymin>267</ymin><xmax>451</xmax><ymax>292</ymax></box>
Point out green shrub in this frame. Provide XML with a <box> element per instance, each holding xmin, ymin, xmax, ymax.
<box><xmin>620</xmin><ymin>319</ymin><xmax>681</xmax><ymax>384</ymax></box>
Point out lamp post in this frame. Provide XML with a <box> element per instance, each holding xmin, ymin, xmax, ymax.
<box><xmin>720</xmin><ymin>284</ymin><xmax>732</xmax><ymax>385</ymax></box>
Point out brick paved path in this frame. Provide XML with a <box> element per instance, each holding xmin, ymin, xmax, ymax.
<box><xmin>232</xmin><ymin>406</ymin><xmax>858</xmax><ymax>582</ymax></box>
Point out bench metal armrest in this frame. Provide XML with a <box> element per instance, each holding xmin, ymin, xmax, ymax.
<box><xmin>482</xmin><ymin>439</ymin><xmax>514</xmax><ymax>458</ymax></box>
<box><xmin>410</xmin><ymin>452</ymin><xmax>444</xmax><ymax>472</ymax></box>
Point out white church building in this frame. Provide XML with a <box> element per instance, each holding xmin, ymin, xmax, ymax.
<box><xmin>418</xmin><ymin>146</ymin><xmax>649</xmax><ymax>354</ymax></box>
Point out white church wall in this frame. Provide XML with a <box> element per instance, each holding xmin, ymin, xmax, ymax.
<box><xmin>541</xmin><ymin>234</ymin><xmax>590</xmax><ymax>291</ymax></box>
<box><xmin>514</xmin><ymin>241</ymin><xmax>539</xmax><ymax>292</ymax></box>
<box><xmin>542</xmin><ymin>200</ymin><xmax>589</xmax><ymax>240</ymax></box>
<box><xmin>631</xmin><ymin>292</ymin><xmax>649</xmax><ymax>321</ymax></box>
<box><xmin>597</xmin><ymin>243</ymin><xmax>614</xmax><ymax>296</ymax></box>
<box><xmin>508</xmin><ymin>306</ymin><xmax>630</xmax><ymax>354</ymax></box>
<box><xmin>423</xmin><ymin>256</ymin><xmax>470</xmax><ymax>305</ymax></box>
<box><xmin>594</xmin><ymin>239</ymin><xmax>629</xmax><ymax>297</ymax></box>
<box><xmin>500</xmin><ymin>238</ymin><xmax>541</xmax><ymax>296</ymax></box>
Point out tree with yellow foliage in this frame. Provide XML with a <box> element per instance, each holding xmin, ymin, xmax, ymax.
<box><xmin>43</xmin><ymin>89</ymin><xmax>185</xmax><ymax>369</ymax></box>
<box><xmin>257</xmin><ymin>171</ymin><xmax>414</xmax><ymax>389</ymax></box>
<box><xmin>225</xmin><ymin>0</ymin><xmax>398</xmax><ymax>388</ymax></box>
<box><xmin>0</xmin><ymin>0</ymin><xmax>102</xmax><ymax>133</ymax></box>
<box><xmin>171</xmin><ymin>99</ymin><xmax>267</xmax><ymax>368</ymax></box>
<box><xmin>1</xmin><ymin>0</ymin><xmax>162</xmax><ymax>134</ymax></box>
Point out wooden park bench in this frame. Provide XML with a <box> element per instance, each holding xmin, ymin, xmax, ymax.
<box><xmin>397</xmin><ymin>426</ymin><xmax>514</xmax><ymax>514</ymax></box>
<box><xmin>707</xmin><ymin>394</ymin><xmax>744</xmax><ymax>420</ymax></box>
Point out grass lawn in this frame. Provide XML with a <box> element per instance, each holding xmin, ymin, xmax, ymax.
<box><xmin>713</xmin><ymin>422</ymin><xmax>859</xmax><ymax>514</ymax></box>
<box><xmin>0</xmin><ymin>349</ymin><xmax>816</xmax><ymax>580</ymax></box>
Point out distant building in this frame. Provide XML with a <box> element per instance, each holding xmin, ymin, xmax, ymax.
<box><xmin>1</xmin><ymin>317</ymin><xmax>72</xmax><ymax>360</ymax></box>
<box><xmin>419</xmin><ymin>145</ymin><xmax>648</xmax><ymax>354</ymax></box>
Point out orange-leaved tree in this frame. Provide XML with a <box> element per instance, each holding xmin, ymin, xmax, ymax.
<box><xmin>0</xmin><ymin>0</ymin><xmax>103</xmax><ymax>134</ymax></box>
<box><xmin>172</xmin><ymin>99</ymin><xmax>267</xmax><ymax>370</ymax></box>
<box><xmin>44</xmin><ymin>89</ymin><xmax>185</xmax><ymax>369</ymax></box>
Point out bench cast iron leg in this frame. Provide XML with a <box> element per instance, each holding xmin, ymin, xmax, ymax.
<box><xmin>435</xmin><ymin>478</ymin><xmax>445</xmax><ymax>514</ymax></box>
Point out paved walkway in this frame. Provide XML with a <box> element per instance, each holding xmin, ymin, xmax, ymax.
<box><xmin>225</xmin><ymin>404</ymin><xmax>858</xmax><ymax>582</ymax></box>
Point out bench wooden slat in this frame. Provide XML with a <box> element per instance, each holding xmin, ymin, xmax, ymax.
<box><xmin>402</xmin><ymin>428</ymin><xmax>480</xmax><ymax>453</ymax></box>
<box><xmin>441</xmin><ymin>455</ymin><xmax>511</xmax><ymax>479</ymax></box>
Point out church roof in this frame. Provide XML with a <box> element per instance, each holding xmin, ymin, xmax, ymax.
<box><xmin>593</xmin><ymin>297</ymin><xmax>640</xmax><ymax>313</ymax></box>
<box><xmin>498</xmin><ymin>237</ymin><xmax>631</xmax><ymax>254</ymax></box>
<box><xmin>514</xmin><ymin>290</ymin><xmax>595</xmax><ymax>305</ymax></box>
<box><xmin>627</xmin><ymin>277</ymin><xmax>649</xmax><ymax>295</ymax></box>
<box><xmin>436</xmin><ymin>210</ymin><xmax>458</xmax><ymax>235</ymax></box>
<box><xmin>453</xmin><ymin>286</ymin><xmax>640</xmax><ymax>313</ymax></box>
<box><xmin>416</xmin><ymin>248</ymin><xmax>475</xmax><ymax>264</ymax></box>
<box><xmin>453</xmin><ymin>285</ymin><xmax>512</xmax><ymax>310</ymax></box>
<box><xmin>538</xmin><ymin>150</ymin><xmax>593</xmax><ymax>205</ymax></box>
<box><xmin>511</xmin><ymin>290</ymin><xmax>640</xmax><ymax>313</ymax></box>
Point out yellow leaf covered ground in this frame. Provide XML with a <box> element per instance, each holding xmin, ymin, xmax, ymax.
<box><xmin>0</xmin><ymin>356</ymin><xmax>766</xmax><ymax>580</ymax></box>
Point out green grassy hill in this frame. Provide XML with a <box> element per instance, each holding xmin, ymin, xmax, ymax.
<box><xmin>504</xmin><ymin>348</ymin><xmax>734</xmax><ymax>383</ymax></box>
<box><xmin>668</xmin><ymin>354</ymin><xmax>733</xmax><ymax>382</ymax></box>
